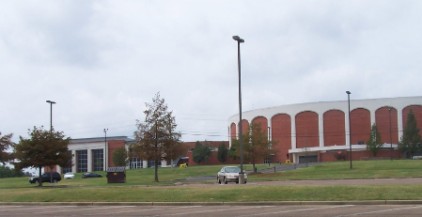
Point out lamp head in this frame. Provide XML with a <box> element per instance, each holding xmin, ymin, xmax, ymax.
<box><xmin>232</xmin><ymin>35</ymin><xmax>244</xmax><ymax>43</ymax></box>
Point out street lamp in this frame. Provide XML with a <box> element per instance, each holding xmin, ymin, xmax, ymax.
<box><xmin>233</xmin><ymin>35</ymin><xmax>245</xmax><ymax>184</ymax></box>
<box><xmin>104</xmin><ymin>128</ymin><xmax>108</xmax><ymax>171</ymax></box>
<box><xmin>46</xmin><ymin>100</ymin><xmax>56</xmax><ymax>131</ymax></box>
<box><xmin>346</xmin><ymin>91</ymin><xmax>352</xmax><ymax>169</ymax></box>
<box><xmin>389</xmin><ymin>107</ymin><xmax>393</xmax><ymax>160</ymax></box>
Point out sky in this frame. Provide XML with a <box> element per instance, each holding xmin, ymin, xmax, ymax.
<box><xmin>1</xmin><ymin>0</ymin><xmax>422</xmax><ymax>143</ymax></box>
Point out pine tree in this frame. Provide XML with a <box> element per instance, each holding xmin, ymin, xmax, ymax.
<box><xmin>399</xmin><ymin>110</ymin><xmax>421</xmax><ymax>158</ymax></box>
<box><xmin>192</xmin><ymin>141</ymin><xmax>211</xmax><ymax>164</ymax></box>
<box><xmin>367</xmin><ymin>123</ymin><xmax>382</xmax><ymax>156</ymax></box>
<box><xmin>217</xmin><ymin>143</ymin><xmax>228</xmax><ymax>163</ymax></box>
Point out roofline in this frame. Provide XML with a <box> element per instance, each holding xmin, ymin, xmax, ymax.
<box><xmin>70</xmin><ymin>136</ymin><xmax>135</xmax><ymax>144</ymax></box>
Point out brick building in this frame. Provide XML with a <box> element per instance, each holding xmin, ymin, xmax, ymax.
<box><xmin>228</xmin><ymin>96</ymin><xmax>422</xmax><ymax>164</ymax></box>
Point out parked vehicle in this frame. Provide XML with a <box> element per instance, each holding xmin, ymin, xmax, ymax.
<box><xmin>217</xmin><ymin>166</ymin><xmax>247</xmax><ymax>184</ymax></box>
<box><xmin>64</xmin><ymin>172</ymin><xmax>75</xmax><ymax>179</ymax></box>
<box><xmin>29</xmin><ymin>172</ymin><xmax>61</xmax><ymax>184</ymax></box>
<box><xmin>82</xmin><ymin>172</ymin><xmax>102</xmax><ymax>178</ymax></box>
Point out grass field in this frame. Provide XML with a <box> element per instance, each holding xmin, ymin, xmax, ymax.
<box><xmin>1</xmin><ymin>160</ymin><xmax>422</xmax><ymax>202</ymax></box>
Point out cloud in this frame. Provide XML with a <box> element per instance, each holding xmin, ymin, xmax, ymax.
<box><xmin>1</xmin><ymin>0</ymin><xmax>422</xmax><ymax>142</ymax></box>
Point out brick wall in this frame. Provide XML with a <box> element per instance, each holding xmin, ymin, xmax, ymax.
<box><xmin>296</xmin><ymin>111</ymin><xmax>319</xmax><ymax>148</ymax></box>
<box><xmin>324</xmin><ymin>109</ymin><xmax>345</xmax><ymax>146</ymax></box>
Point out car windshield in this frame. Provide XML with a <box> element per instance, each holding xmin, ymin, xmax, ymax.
<box><xmin>225</xmin><ymin>167</ymin><xmax>240</xmax><ymax>173</ymax></box>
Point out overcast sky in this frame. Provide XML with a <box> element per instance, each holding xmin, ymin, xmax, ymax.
<box><xmin>1</xmin><ymin>0</ymin><xmax>421</xmax><ymax>143</ymax></box>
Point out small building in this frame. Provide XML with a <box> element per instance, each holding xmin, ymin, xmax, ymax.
<box><xmin>106</xmin><ymin>166</ymin><xmax>126</xmax><ymax>183</ymax></box>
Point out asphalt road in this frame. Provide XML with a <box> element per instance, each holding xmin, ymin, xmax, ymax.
<box><xmin>2</xmin><ymin>205</ymin><xmax>422</xmax><ymax>217</ymax></box>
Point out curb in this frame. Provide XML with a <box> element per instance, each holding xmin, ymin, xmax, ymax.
<box><xmin>2</xmin><ymin>201</ymin><xmax>422</xmax><ymax>206</ymax></box>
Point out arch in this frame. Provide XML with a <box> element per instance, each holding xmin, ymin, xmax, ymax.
<box><xmin>240</xmin><ymin>119</ymin><xmax>250</xmax><ymax>137</ymax></box>
<box><xmin>295</xmin><ymin>111</ymin><xmax>319</xmax><ymax>148</ymax></box>
<box><xmin>402</xmin><ymin>105</ymin><xmax>422</xmax><ymax>135</ymax></box>
<box><xmin>375</xmin><ymin>106</ymin><xmax>398</xmax><ymax>144</ymax></box>
<box><xmin>271</xmin><ymin>113</ymin><xmax>291</xmax><ymax>162</ymax></box>
<box><xmin>230</xmin><ymin>122</ymin><xmax>237</xmax><ymax>141</ymax></box>
<box><xmin>323</xmin><ymin>109</ymin><xmax>345</xmax><ymax>146</ymax></box>
<box><xmin>350</xmin><ymin>108</ymin><xmax>371</xmax><ymax>145</ymax></box>
<box><xmin>251</xmin><ymin>116</ymin><xmax>268</xmax><ymax>139</ymax></box>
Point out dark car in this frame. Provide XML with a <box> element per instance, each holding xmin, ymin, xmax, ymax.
<box><xmin>82</xmin><ymin>172</ymin><xmax>102</xmax><ymax>178</ymax></box>
<box><xmin>29</xmin><ymin>172</ymin><xmax>61</xmax><ymax>184</ymax></box>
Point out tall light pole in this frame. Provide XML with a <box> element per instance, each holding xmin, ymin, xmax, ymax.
<box><xmin>346</xmin><ymin>91</ymin><xmax>352</xmax><ymax>169</ymax></box>
<box><xmin>104</xmin><ymin>128</ymin><xmax>108</xmax><ymax>171</ymax></box>
<box><xmin>46</xmin><ymin>100</ymin><xmax>56</xmax><ymax>131</ymax></box>
<box><xmin>389</xmin><ymin>107</ymin><xmax>393</xmax><ymax>160</ymax></box>
<box><xmin>233</xmin><ymin>35</ymin><xmax>245</xmax><ymax>184</ymax></box>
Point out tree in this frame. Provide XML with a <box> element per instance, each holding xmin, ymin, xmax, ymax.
<box><xmin>0</xmin><ymin>132</ymin><xmax>14</xmax><ymax>165</ymax></box>
<box><xmin>112</xmin><ymin>147</ymin><xmax>128</xmax><ymax>167</ymax></box>
<box><xmin>192</xmin><ymin>141</ymin><xmax>211</xmax><ymax>164</ymax></box>
<box><xmin>14</xmin><ymin>126</ymin><xmax>71</xmax><ymax>186</ymax></box>
<box><xmin>134</xmin><ymin>93</ymin><xmax>181</xmax><ymax>182</ymax></box>
<box><xmin>367</xmin><ymin>123</ymin><xmax>383</xmax><ymax>156</ymax></box>
<box><xmin>161</xmin><ymin>113</ymin><xmax>185</xmax><ymax>167</ymax></box>
<box><xmin>228</xmin><ymin>143</ymin><xmax>238</xmax><ymax>160</ymax></box>
<box><xmin>399</xmin><ymin>110</ymin><xmax>422</xmax><ymax>158</ymax></box>
<box><xmin>0</xmin><ymin>165</ymin><xmax>23</xmax><ymax>178</ymax></box>
<box><xmin>217</xmin><ymin>143</ymin><xmax>228</xmax><ymax>163</ymax></box>
<box><xmin>231</xmin><ymin>124</ymin><xmax>272</xmax><ymax>172</ymax></box>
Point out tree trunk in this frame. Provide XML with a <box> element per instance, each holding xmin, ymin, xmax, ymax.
<box><xmin>38</xmin><ymin>166</ymin><xmax>42</xmax><ymax>187</ymax></box>
<box><xmin>154</xmin><ymin>159</ymin><xmax>159</xmax><ymax>182</ymax></box>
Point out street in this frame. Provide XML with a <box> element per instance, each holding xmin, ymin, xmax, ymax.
<box><xmin>2</xmin><ymin>204</ymin><xmax>422</xmax><ymax>217</ymax></box>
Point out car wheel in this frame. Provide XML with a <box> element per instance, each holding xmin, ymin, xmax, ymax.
<box><xmin>218</xmin><ymin>177</ymin><xmax>221</xmax><ymax>184</ymax></box>
<box><xmin>224</xmin><ymin>177</ymin><xmax>228</xmax><ymax>184</ymax></box>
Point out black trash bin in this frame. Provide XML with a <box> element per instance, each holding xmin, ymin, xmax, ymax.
<box><xmin>106</xmin><ymin>167</ymin><xmax>126</xmax><ymax>183</ymax></box>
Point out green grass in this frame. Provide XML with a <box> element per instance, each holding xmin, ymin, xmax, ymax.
<box><xmin>1</xmin><ymin>160</ymin><xmax>422</xmax><ymax>202</ymax></box>
<box><xmin>252</xmin><ymin>160</ymin><xmax>422</xmax><ymax>181</ymax></box>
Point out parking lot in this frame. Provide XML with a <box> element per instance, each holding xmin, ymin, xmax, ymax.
<box><xmin>2</xmin><ymin>204</ymin><xmax>422</xmax><ymax>217</ymax></box>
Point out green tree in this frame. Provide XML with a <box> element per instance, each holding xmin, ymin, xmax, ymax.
<box><xmin>231</xmin><ymin>124</ymin><xmax>272</xmax><ymax>172</ymax></box>
<box><xmin>134</xmin><ymin>93</ymin><xmax>181</xmax><ymax>182</ymax></box>
<box><xmin>112</xmin><ymin>147</ymin><xmax>128</xmax><ymax>167</ymax></box>
<box><xmin>0</xmin><ymin>165</ymin><xmax>23</xmax><ymax>178</ymax></box>
<box><xmin>399</xmin><ymin>110</ymin><xmax>422</xmax><ymax>158</ymax></box>
<box><xmin>192</xmin><ymin>141</ymin><xmax>211</xmax><ymax>164</ymax></box>
<box><xmin>14</xmin><ymin>126</ymin><xmax>71</xmax><ymax>186</ymax></box>
<box><xmin>367</xmin><ymin>123</ymin><xmax>383</xmax><ymax>156</ymax></box>
<box><xmin>217</xmin><ymin>143</ymin><xmax>228</xmax><ymax>163</ymax></box>
<box><xmin>228</xmin><ymin>144</ymin><xmax>237</xmax><ymax>160</ymax></box>
<box><xmin>0</xmin><ymin>132</ymin><xmax>14</xmax><ymax>165</ymax></box>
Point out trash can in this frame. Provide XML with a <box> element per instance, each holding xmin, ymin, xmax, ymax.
<box><xmin>106</xmin><ymin>167</ymin><xmax>126</xmax><ymax>183</ymax></box>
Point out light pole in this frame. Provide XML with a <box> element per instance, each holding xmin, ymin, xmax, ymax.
<box><xmin>46</xmin><ymin>100</ymin><xmax>56</xmax><ymax>131</ymax></box>
<box><xmin>233</xmin><ymin>35</ymin><xmax>245</xmax><ymax>184</ymax></box>
<box><xmin>346</xmin><ymin>91</ymin><xmax>352</xmax><ymax>169</ymax></box>
<box><xmin>104</xmin><ymin>128</ymin><xmax>108</xmax><ymax>171</ymax></box>
<box><xmin>389</xmin><ymin>107</ymin><xmax>393</xmax><ymax>160</ymax></box>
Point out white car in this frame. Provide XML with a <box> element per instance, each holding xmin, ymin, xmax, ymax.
<box><xmin>217</xmin><ymin>166</ymin><xmax>247</xmax><ymax>184</ymax></box>
<box><xmin>64</xmin><ymin>172</ymin><xmax>75</xmax><ymax>179</ymax></box>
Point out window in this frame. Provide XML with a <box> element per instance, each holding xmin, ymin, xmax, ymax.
<box><xmin>76</xmin><ymin>150</ymin><xmax>88</xmax><ymax>172</ymax></box>
<box><xmin>92</xmin><ymin>149</ymin><xmax>104</xmax><ymax>171</ymax></box>
<box><xmin>130</xmin><ymin>157</ymin><xmax>142</xmax><ymax>169</ymax></box>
